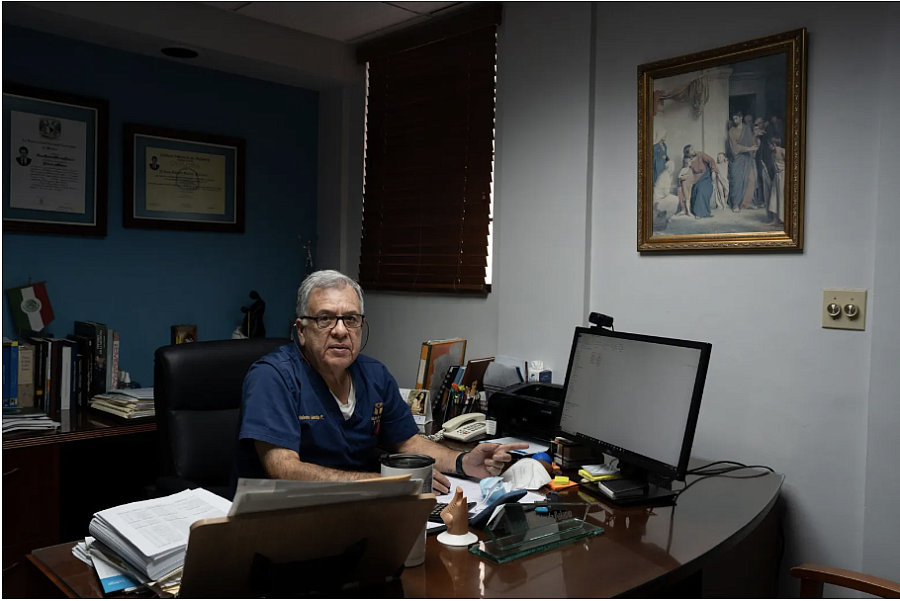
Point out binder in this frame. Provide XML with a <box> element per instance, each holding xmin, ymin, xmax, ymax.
<box><xmin>180</xmin><ymin>493</ymin><xmax>435</xmax><ymax>598</ymax></box>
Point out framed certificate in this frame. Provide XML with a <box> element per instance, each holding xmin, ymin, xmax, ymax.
<box><xmin>123</xmin><ymin>124</ymin><xmax>245</xmax><ymax>232</ymax></box>
<box><xmin>3</xmin><ymin>82</ymin><xmax>109</xmax><ymax>236</ymax></box>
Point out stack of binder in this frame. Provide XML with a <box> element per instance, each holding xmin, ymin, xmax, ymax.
<box><xmin>89</xmin><ymin>388</ymin><xmax>154</xmax><ymax>419</ymax></box>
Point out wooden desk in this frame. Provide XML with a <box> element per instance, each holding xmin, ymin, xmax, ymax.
<box><xmin>25</xmin><ymin>463</ymin><xmax>782</xmax><ymax>598</ymax></box>
<box><xmin>3</xmin><ymin>411</ymin><xmax>158</xmax><ymax>598</ymax></box>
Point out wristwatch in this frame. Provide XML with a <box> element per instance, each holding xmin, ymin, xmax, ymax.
<box><xmin>455</xmin><ymin>452</ymin><xmax>469</xmax><ymax>477</ymax></box>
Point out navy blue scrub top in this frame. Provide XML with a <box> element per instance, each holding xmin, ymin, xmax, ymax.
<box><xmin>229</xmin><ymin>342</ymin><xmax>419</xmax><ymax>498</ymax></box>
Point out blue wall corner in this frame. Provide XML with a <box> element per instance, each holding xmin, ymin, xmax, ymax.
<box><xmin>2</xmin><ymin>25</ymin><xmax>318</xmax><ymax>386</ymax></box>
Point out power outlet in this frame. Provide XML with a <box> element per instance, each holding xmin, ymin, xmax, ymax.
<box><xmin>822</xmin><ymin>289</ymin><xmax>867</xmax><ymax>330</ymax></box>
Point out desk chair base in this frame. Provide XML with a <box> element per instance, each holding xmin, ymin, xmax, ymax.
<box><xmin>437</xmin><ymin>531</ymin><xmax>478</xmax><ymax>547</ymax></box>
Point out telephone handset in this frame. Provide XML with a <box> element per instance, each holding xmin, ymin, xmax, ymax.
<box><xmin>442</xmin><ymin>412</ymin><xmax>487</xmax><ymax>442</ymax></box>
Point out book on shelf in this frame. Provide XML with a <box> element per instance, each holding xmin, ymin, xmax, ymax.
<box><xmin>25</xmin><ymin>336</ymin><xmax>49</xmax><ymax>409</ymax></box>
<box><xmin>74</xmin><ymin>321</ymin><xmax>108</xmax><ymax>397</ymax></box>
<box><xmin>17</xmin><ymin>342</ymin><xmax>35</xmax><ymax>407</ymax></box>
<box><xmin>415</xmin><ymin>338</ymin><xmax>466</xmax><ymax>390</ymax></box>
<box><xmin>415</xmin><ymin>338</ymin><xmax>466</xmax><ymax>422</ymax></box>
<box><xmin>2</xmin><ymin>339</ymin><xmax>18</xmax><ymax>407</ymax></box>
<box><xmin>432</xmin><ymin>365</ymin><xmax>459</xmax><ymax>427</ymax></box>
<box><xmin>109</xmin><ymin>331</ymin><xmax>120</xmax><ymax>391</ymax></box>
<box><xmin>68</xmin><ymin>334</ymin><xmax>95</xmax><ymax>409</ymax></box>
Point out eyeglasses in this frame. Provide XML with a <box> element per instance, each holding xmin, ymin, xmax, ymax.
<box><xmin>300</xmin><ymin>313</ymin><xmax>365</xmax><ymax>330</ymax></box>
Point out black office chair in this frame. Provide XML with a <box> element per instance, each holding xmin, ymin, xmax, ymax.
<box><xmin>153</xmin><ymin>338</ymin><xmax>290</xmax><ymax>498</ymax></box>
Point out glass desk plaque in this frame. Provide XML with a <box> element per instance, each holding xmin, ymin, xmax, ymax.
<box><xmin>469</xmin><ymin>503</ymin><xmax>603</xmax><ymax>563</ymax></box>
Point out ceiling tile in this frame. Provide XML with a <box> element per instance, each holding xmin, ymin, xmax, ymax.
<box><xmin>201</xmin><ymin>1</ymin><xmax>250</xmax><ymax>10</ymax></box>
<box><xmin>235</xmin><ymin>1</ymin><xmax>416</xmax><ymax>42</ymax></box>
<box><xmin>384</xmin><ymin>2</ymin><xmax>460</xmax><ymax>15</ymax></box>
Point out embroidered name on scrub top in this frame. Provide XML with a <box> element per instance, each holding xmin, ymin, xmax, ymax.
<box><xmin>371</xmin><ymin>402</ymin><xmax>384</xmax><ymax>436</ymax></box>
<box><xmin>299</xmin><ymin>415</ymin><xmax>325</xmax><ymax>420</ymax></box>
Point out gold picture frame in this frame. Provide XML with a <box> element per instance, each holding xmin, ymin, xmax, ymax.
<box><xmin>637</xmin><ymin>29</ymin><xmax>807</xmax><ymax>252</ymax></box>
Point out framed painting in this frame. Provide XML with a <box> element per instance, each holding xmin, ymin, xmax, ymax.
<box><xmin>123</xmin><ymin>123</ymin><xmax>245</xmax><ymax>232</ymax></box>
<box><xmin>2</xmin><ymin>82</ymin><xmax>108</xmax><ymax>236</ymax></box>
<box><xmin>638</xmin><ymin>29</ymin><xmax>807</xmax><ymax>252</ymax></box>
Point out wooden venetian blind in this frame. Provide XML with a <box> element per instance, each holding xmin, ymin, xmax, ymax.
<box><xmin>360</xmin><ymin>24</ymin><xmax>497</xmax><ymax>293</ymax></box>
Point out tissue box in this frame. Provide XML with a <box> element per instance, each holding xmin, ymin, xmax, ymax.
<box><xmin>538</xmin><ymin>370</ymin><xmax>552</xmax><ymax>383</ymax></box>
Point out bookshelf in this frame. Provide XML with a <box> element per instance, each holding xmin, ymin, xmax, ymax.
<box><xmin>2</xmin><ymin>411</ymin><xmax>158</xmax><ymax>597</ymax></box>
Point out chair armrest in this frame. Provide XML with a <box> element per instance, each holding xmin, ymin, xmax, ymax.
<box><xmin>791</xmin><ymin>563</ymin><xmax>900</xmax><ymax>598</ymax></box>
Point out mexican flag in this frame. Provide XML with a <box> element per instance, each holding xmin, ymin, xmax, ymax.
<box><xmin>6</xmin><ymin>283</ymin><xmax>54</xmax><ymax>332</ymax></box>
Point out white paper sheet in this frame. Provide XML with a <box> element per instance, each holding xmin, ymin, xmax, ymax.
<box><xmin>229</xmin><ymin>477</ymin><xmax>423</xmax><ymax>516</ymax></box>
<box><xmin>95</xmin><ymin>488</ymin><xmax>231</xmax><ymax>558</ymax></box>
<box><xmin>478</xmin><ymin>436</ymin><xmax>551</xmax><ymax>456</ymax></box>
<box><xmin>436</xmin><ymin>475</ymin><xmax>483</xmax><ymax>504</ymax></box>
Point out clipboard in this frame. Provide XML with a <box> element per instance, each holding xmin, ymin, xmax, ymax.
<box><xmin>179</xmin><ymin>493</ymin><xmax>436</xmax><ymax>598</ymax></box>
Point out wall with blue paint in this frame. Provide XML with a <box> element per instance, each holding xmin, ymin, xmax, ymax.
<box><xmin>2</xmin><ymin>25</ymin><xmax>318</xmax><ymax>386</ymax></box>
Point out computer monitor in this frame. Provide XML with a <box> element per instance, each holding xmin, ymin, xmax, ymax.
<box><xmin>558</xmin><ymin>326</ymin><xmax>711</xmax><ymax>497</ymax></box>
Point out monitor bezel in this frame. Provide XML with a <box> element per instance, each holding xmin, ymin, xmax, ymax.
<box><xmin>558</xmin><ymin>326</ymin><xmax>712</xmax><ymax>482</ymax></box>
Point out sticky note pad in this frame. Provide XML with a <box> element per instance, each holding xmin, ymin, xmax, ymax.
<box><xmin>553</xmin><ymin>476</ymin><xmax>570</xmax><ymax>485</ymax></box>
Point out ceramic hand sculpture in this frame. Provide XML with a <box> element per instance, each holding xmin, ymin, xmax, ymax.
<box><xmin>437</xmin><ymin>486</ymin><xmax>478</xmax><ymax>546</ymax></box>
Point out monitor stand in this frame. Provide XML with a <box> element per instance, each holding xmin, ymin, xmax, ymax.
<box><xmin>580</xmin><ymin>462</ymin><xmax>677</xmax><ymax>508</ymax></box>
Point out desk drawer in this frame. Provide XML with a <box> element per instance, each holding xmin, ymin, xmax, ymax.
<box><xmin>2</xmin><ymin>445</ymin><xmax>60</xmax><ymax>547</ymax></box>
<box><xmin>3</xmin><ymin>538</ymin><xmax>59</xmax><ymax>598</ymax></box>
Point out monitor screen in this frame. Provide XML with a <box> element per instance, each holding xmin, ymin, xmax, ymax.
<box><xmin>558</xmin><ymin>327</ymin><xmax>711</xmax><ymax>481</ymax></box>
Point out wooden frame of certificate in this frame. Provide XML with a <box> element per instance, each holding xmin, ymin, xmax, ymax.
<box><xmin>123</xmin><ymin>123</ymin><xmax>246</xmax><ymax>233</ymax></box>
<box><xmin>3</xmin><ymin>82</ymin><xmax>109</xmax><ymax>236</ymax></box>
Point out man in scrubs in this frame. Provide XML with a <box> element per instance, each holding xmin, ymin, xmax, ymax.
<box><xmin>231</xmin><ymin>270</ymin><xmax>526</xmax><ymax>497</ymax></box>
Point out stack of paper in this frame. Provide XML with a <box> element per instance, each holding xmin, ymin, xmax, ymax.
<box><xmin>88</xmin><ymin>488</ymin><xmax>231</xmax><ymax>582</ymax></box>
<box><xmin>2</xmin><ymin>410</ymin><xmax>60</xmax><ymax>434</ymax></box>
<box><xmin>71</xmin><ymin>537</ymin><xmax>147</xmax><ymax>594</ymax></box>
<box><xmin>229</xmin><ymin>476</ymin><xmax>424</xmax><ymax>516</ymax></box>
<box><xmin>89</xmin><ymin>388</ymin><xmax>154</xmax><ymax>419</ymax></box>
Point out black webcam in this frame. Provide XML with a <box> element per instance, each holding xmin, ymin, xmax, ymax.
<box><xmin>588</xmin><ymin>312</ymin><xmax>614</xmax><ymax>329</ymax></box>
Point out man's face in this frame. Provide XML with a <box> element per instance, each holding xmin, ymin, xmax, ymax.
<box><xmin>19</xmin><ymin>149</ymin><xmax>27</xmax><ymax>157</ymax></box>
<box><xmin>297</xmin><ymin>285</ymin><xmax>362</xmax><ymax>375</ymax></box>
<box><xmin>732</xmin><ymin>115</ymin><xmax>741</xmax><ymax>126</ymax></box>
<box><xmin>744</xmin><ymin>115</ymin><xmax>754</xmax><ymax>125</ymax></box>
<box><xmin>686</xmin><ymin>145</ymin><xmax>696</xmax><ymax>158</ymax></box>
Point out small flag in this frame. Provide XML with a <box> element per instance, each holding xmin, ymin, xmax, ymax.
<box><xmin>5</xmin><ymin>282</ymin><xmax>54</xmax><ymax>332</ymax></box>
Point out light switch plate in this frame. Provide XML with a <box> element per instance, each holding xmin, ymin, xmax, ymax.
<box><xmin>822</xmin><ymin>289</ymin><xmax>867</xmax><ymax>330</ymax></box>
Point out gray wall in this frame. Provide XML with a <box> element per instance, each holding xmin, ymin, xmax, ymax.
<box><xmin>336</xmin><ymin>2</ymin><xmax>899</xmax><ymax>591</ymax></box>
<box><xmin>863</xmin><ymin>4</ymin><xmax>900</xmax><ymax>584</ymax></box>
<box><xmin>592</xmin><ymin>3</ymin><xmax>899</xmax><ymax>592</ymax></box>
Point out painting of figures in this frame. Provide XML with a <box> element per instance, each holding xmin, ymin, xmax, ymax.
<box><xmin>638</xmin><ymin>29</ymin><xmax>807</xmax><ymax>252</ymax></box>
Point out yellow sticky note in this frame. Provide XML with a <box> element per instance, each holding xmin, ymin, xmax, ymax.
<box><xmin>553</xmin><ymin>476</ymin><xmax>570</xmax><ymax>485</ymax></box>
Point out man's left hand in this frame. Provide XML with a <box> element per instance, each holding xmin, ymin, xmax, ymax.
<box><xmin>433</xmin><ymin>471</ymin><xmax>451</xmax><ymax>495</ymax></box>
<box><xmin>462</xmin><ymin>443</ymin><xmax>530</xmax><ymax>480</ymax></box>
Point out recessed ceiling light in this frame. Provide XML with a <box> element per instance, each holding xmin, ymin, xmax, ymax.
<box><xmin>161</xmin><ymin>47</ymin><xmax>199</xmax><ymax>59</ymax></box>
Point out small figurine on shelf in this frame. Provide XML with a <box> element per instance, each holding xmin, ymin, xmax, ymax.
<box><xmin>171</xmin><ymin>324</ymin><xmax>197</xmax><ymax>344</ymax></box>
<box><xmin>232</xmin><ymin>291</ymin><xmax>266</xmax><ymax>339</ymax></box>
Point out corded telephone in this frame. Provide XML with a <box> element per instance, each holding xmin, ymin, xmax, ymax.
<box><xmin>442</xmin><ymin>412</ymin><xmax>487</xmax><ymax>442</ymax></box>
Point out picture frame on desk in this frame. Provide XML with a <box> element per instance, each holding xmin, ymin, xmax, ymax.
<box><xmin>2</xmin><ymin>82</ymin><xmax>109</xmax><ymax>237</ymax></box>
<box><xmin>637</xmin><ymin>29</ymin><xmax>807</xmax><ymax>253</ymax></box>
<box><xmin>123</xmin><ymin>123</ymin><xmax>245</xmax><ymax>233</ymax></box>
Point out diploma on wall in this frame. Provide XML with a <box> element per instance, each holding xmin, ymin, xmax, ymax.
<box><xmin>143</xmin><ymin>147</ymin><xmax>227</xmax><ymax>215</ymax></box>
<box><xmin>123</xmin><ymin>123</ymin><xmax>245</xmax><ymax>233</ymax></box>
<box><xmin>8</xmin><ymin>110</ymin><xmax>88</xmax><ymax>215</ymax></box>
<box><xmin>3</xmin><ymin>83</ymin><xmax>108</xmax><ymax>236</ymax></box>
